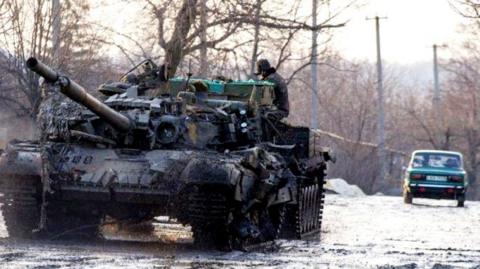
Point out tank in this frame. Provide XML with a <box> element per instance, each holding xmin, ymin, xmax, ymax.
<box><xmin>0</xmin><ymin>57</ymin><xmax>333</xmax><ymax>250</ymax></box>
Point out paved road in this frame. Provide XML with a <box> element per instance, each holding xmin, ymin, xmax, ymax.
<box><xmin>0</xmin><ymin>194</ymin><xmax>479</xmax><ymax>268</ymax></box>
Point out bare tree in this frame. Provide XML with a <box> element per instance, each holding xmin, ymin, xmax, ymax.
<box><xmin>399</xmin><ymin>30</ymin><xmax>480</xmax><ymax>198</ymax></box>
<box><xmin>0</xmin><ymin>0</ymin><xmax>116</xmax><ymax>118</ymax></box>
<box><xmin>141</xmin><ymin>0</ymin><xmax>351</xmax><ymax>79</ymax></box>
<box><xmin>450</xmin><ymin>0</ymin><xmax>480</xmax><ymax>18</ymax></box>
<box><xmin>145</xmin><ymin>0</ymin><xmax>246</xmax><ymax>77</ymax></box>
<box><xmin>443</xmin><ymin>49</ymin><xmax>480</xmax><ymax>188</ymax></box>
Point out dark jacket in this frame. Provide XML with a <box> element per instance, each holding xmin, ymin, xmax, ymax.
<box><xmin>262</xmin><ymin>68</ymin><xmax>289</xmax><ymax>115</ymax></box>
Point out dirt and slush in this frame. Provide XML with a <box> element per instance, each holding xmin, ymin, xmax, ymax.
<box><xmin>0</xmin><ymin>194</ymin><xmax>479</xmax><ymax>269</ymax></box>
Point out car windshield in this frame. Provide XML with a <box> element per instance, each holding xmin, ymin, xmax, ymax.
<box><xmin>411</xmin><ymin>153</ymin><xmax>461</xmax><ymax>169</ymax></box>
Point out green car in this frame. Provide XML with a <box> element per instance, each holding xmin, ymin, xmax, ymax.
<box><xmin>403</xmin><ymin>150</ymin><xmax>468</xmax><ymax>207</ymax></box>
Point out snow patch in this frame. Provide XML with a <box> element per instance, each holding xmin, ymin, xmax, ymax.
<box><xmin>325</xmin><ymin>178</ymin><xmax>366</xmax><ymax>197</ymax></box>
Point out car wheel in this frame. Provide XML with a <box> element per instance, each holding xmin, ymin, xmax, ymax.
<box><xmin>457</xmin><ymin>194</ymin><xmax>465</xmax><ymax>207</ymax></box>
<box><xmin>403</xmin><ymin>189</ymin><xmax>413</xmax><ymax>204</ymax></box>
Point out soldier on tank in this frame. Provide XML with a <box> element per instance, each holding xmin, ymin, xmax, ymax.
<box><xmin>256</xmin><ymin>59</ymin><xmax>289</xmax><ymax>121</ymax></box>
<box><xmin>190</xmin><ymin>80</ymin><xmax>209</xmax><ymax>104</ymax></box>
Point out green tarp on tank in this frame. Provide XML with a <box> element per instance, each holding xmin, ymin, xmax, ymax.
<box><xmin>168</xmin><ymin>78</ymin><xmax>274</xmax><ymax>101</ymax></box>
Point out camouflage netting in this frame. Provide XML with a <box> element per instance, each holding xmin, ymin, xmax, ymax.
<box><xmin>37</xmin><ymin>90</ymin><xmax>83</xmax><ymax>142</ymax></box>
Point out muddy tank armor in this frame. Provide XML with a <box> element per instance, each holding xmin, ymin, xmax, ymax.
<box><xmin>0</xmin><ymin>57</ymin><xmax>332</xmax><ymax>251</ymax></box>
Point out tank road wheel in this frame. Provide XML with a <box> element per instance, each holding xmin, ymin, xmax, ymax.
<box><xmin>0</xmin><ymin>178</ymin><xmax>41</xmax><ymax>240</ymax></box>
<box><xmin>403</xmin><ymin>189</ymin><xmax>413</xmax><ymax>204</ymax></box>
<box><xmin>280</xmin><ymin>177</ymin><xmax>326</xmax><ymax>239</ymax></box>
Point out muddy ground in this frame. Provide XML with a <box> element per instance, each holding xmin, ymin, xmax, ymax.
<box><xmin>0</xmin><ymin>194</ymin><xmax>479</xmax><ymax>268</ymax></box>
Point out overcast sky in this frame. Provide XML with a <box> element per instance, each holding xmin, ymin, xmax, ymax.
<box><xmin>331</xmin><ymin>0</ymin><xmax>470</xmax><ymax>64</ymax></box>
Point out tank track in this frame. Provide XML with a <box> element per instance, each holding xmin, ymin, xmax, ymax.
<box><xmin>188</xmin><ymin>177</ymin><xmax>326</xmax><ymax>250</ymax></box>
<box><xmin>0</xmin><ymin>177</ymin><xmax>100</xmax><ymax>240</ymax></box>
<box><xmin>188</xmin><ymin>192</ymin><xmax>230</xmax><ymax>226</ymax></box>
<box><xmin>296</xmin><ymin>178</ymin><xmax>326</xmax><ymax>239</ymax></box>
<box><xmin>188</xmin><ymin>187</ymin><xmax>231</xmax><ymax>249</ymax></box>
<box><xmin>188</xmin><ymin>186</ymin><xmax>285</xmax><ymax>251</ymax></box>
<box><xmin>0</xmin><ymin>178</ymin><xmax>41</xmax><ymax>239</ymax></box>
<box><xmin>281</xmin><ymin>177</ymin><xmax>326</xmax><ymax>239</ymax></box>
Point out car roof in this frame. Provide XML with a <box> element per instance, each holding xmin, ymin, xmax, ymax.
<box><xmin>412</xmin><ymin>150</ymin><xmax>463</xmax><ymax>157</ymax></box>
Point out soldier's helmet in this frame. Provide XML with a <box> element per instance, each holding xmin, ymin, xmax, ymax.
<box><xmin>256</xmin><ymin>59</ymin><xmax>271</xmax><ymax>75</ymax></box>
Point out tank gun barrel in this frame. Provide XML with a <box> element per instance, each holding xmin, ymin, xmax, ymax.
<box><xmin>26</xmin><ymin>57</ymin><xmax>132</xmax><ymax>131</ymax></box>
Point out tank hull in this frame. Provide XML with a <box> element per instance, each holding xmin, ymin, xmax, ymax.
<box><xmin>0</xmin><ymin>139</ymin><xmax>327</xmax><ymax>249</ymax></box>
<box><xmin>0</xmin><ymin>140</ymin><xmax>261</xmax><ymax>217</ymax></box>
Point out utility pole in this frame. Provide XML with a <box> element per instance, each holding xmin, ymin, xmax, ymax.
<box><xmin>199</xmin><ymin>0</ymin><xmax>208</xmax><ymax>77</ymax></box>
<box><xmin>311</xmin><ymin>0</ymin><xmax>318</xmax><ymax>129</ymax></box>
<box><xmin>52</xmin><ymin>0</ymin><xmax>61</xmax><ymax>66</ymax></box>
<box><xmin>367</xmin><ymin>16</ymin><xmax>388</xmax><ymax>185</ymax></box>
<box><xmin>433</xmin><ymin>44</ymin><xmax>440</xmax><ymax>107</ymax></box>
<box><xmin>250</xmin><ymin>0</ymin><xmax>262</xmax><ymax>79</ymax></box>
